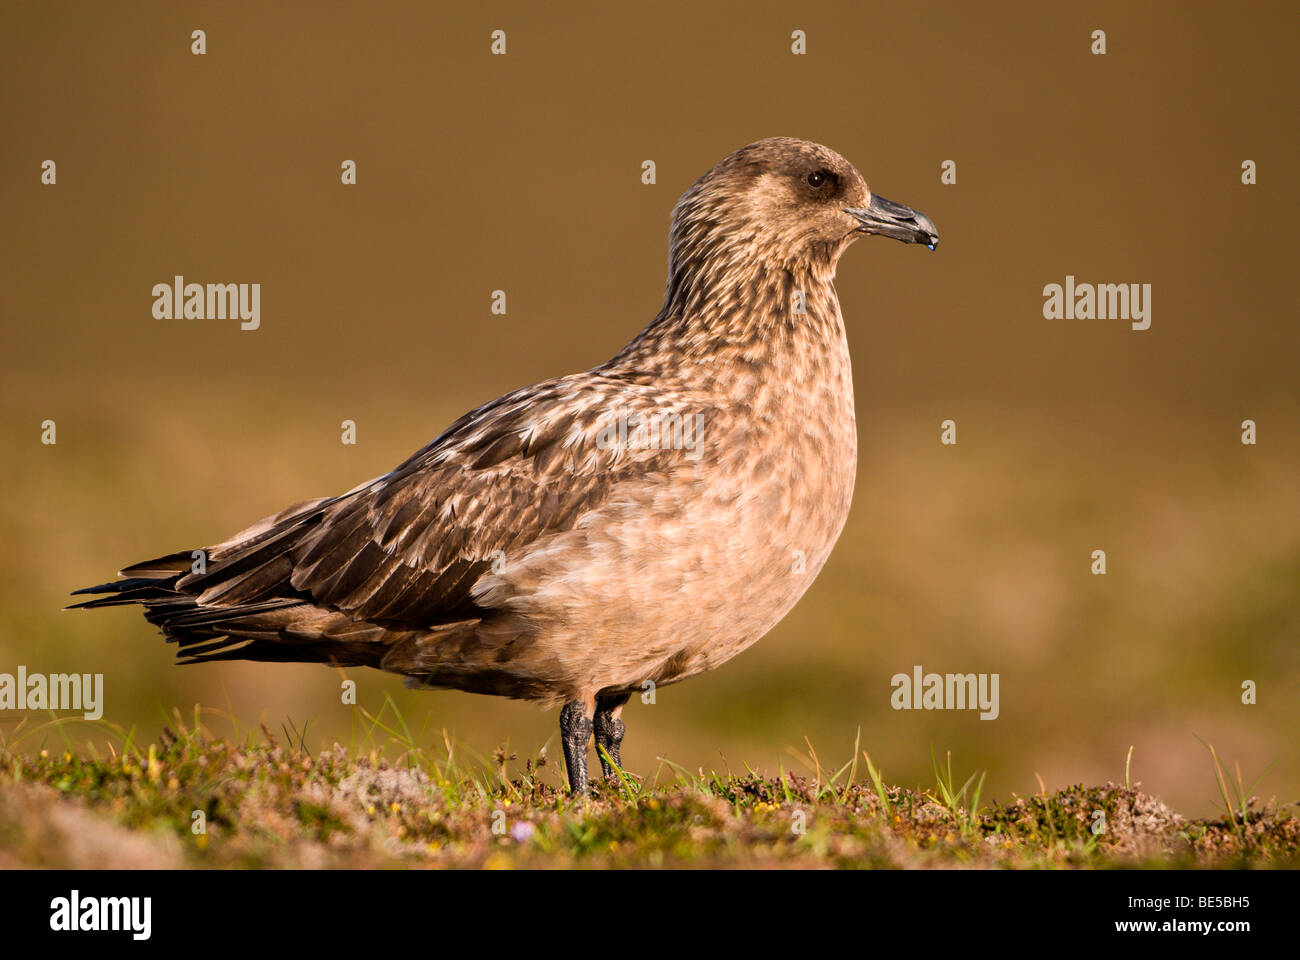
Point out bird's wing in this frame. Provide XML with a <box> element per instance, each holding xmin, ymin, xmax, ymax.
<box><xmin>170</xmin><ymin>373</ymin><xmax>714</xmax><ymax>628</ymax></box>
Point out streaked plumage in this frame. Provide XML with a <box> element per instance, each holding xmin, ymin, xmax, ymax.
<box><xmin>73</xmin><ymin>138</ymin><xmax>938</xmax><ymax>793</ymax></box>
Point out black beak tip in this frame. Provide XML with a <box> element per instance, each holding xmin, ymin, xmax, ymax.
<box><xmin>845</xmin><ymin>199</ymin><xmax>939</xmax><ymax>251</ymax></box>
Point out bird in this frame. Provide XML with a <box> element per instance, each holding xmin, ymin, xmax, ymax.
<box><xmin>71</xmin><ymin>138</ymin><xmax>938</xmax><ymax>795</ymax></box>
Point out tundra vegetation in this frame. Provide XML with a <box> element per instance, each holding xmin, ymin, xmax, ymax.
<box><xmin>1</xmin><ymin>707</ymin><xmax>1293</xmax><ymax>869</ymax></box>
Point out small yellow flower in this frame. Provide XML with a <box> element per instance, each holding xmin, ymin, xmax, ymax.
<box><xmin>390</xmin><ymin>802</ymin><xmax>401</xmax><ymax>813</ymax></box>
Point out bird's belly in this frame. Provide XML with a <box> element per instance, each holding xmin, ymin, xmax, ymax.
<box><xmin>481</xmin><ymin>415</ymin><xmax>857</xmax><ymax>695</ymax></box>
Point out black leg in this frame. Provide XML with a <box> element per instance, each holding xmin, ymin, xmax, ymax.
<box><xmin>559</xmin><ymin>699</ymin><xmax>593</xmax><ymax>795</ymax></box>
<box><xmin>594</xmin><ymin>694</ymin><xmax>629</xmax><ymax>781</ymax></box>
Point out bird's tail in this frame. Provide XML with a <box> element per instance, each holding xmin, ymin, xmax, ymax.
<box><xmin>67</xmin><ymin>497</ymin><xmax>394</xmax><ymax>668</ymax></box>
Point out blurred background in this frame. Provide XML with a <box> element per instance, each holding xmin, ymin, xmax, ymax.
<box><xmin>1</xmin><ymin>1</ymin><xmax>1296</xmax><ymax>817</ymax></box>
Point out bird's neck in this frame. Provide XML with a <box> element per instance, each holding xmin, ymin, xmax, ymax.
<box><xmin>609</xmin><ymin>257</ymin><xmax>849</xmax><ymax>387</ymax></box>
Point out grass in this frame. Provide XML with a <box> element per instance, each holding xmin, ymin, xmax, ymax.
<box><xmin>1193</xmin><ymin>733</ymin><xmax>1279</xmax><ymax>842</ymax></box>
<box><xmin>0</xmin><ymin>708</ymin><xmax>1295</xmax><ymax>869</ymax></box>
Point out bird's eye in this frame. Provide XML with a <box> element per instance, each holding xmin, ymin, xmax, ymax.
<box><xmin>806</xmin><ymin>170</ymin><xmax>827</xmax><ymax>188</ymax></box>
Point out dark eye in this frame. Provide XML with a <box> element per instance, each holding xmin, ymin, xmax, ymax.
<box><xmin>806</xmin><ymin>170</ymin><xmax>828</xmax><ymax>188</ymax></box>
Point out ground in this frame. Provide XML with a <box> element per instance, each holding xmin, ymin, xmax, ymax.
<box><xmin>1</xmin><ymin>713</ymin><xmax>1295</xmax><ymax>869</ymax></box>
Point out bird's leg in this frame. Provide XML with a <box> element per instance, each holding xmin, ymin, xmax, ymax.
<box><xmin>593</xmin><ymin>694</ymin><xmax>629</xmax><ymax>781</ymax></box>
<box><xmin>559</xmin><ymin>699</ymin><xmax>594</xmax><ymax>795</ymax></box>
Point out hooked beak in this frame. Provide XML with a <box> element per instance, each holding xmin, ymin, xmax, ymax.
<box><xmin>845</xmin><ymin>194</ymin><xmax>938</xmax><ymax>250</ymax></box>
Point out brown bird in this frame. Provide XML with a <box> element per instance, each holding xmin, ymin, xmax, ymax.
<box><xmin>72</xmin><ymin>138</ymin><xmax>938</xmax><ymax>794</ymax></box>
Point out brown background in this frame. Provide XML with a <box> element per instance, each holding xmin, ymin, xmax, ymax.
<box><xmin>2</xmin><ymin>1</ymin><xmax>1296</xmax><ymax>815</ymax></box>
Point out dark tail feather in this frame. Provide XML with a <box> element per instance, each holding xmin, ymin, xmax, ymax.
<box><xmin>70</xmin><ymin>576</ymin><xmax>170</xmax><ymax>596</ymax></box>
<box><xmin>72</xmin><ymin>569</ymin><xmax>393</xmax><ymax>670</ymax></box>
<box><xmin>119</xmin><ymin>551</ymin><xmax>194</xmax><ymax>578</ymax></box>
<box><xmin>68</xmin><ymin>494</ymin><xmax>415</xmax><ymax>673</ymax></box>
<box><xmin>66</xmin><ymin>576</ymin><xmax>181</xmax><ymax>609</ymax></box>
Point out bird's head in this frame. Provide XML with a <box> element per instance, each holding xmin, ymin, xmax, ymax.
<box><xmin>668</xmin><ymin>137</ymin><xmax>938</xmax><ymax>283</ymax></box>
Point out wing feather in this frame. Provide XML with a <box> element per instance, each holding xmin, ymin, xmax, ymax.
<box><xmin>84</xmin><ymin>373</ymin><xmax>716</xmax><ymax>661</ymax></box>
